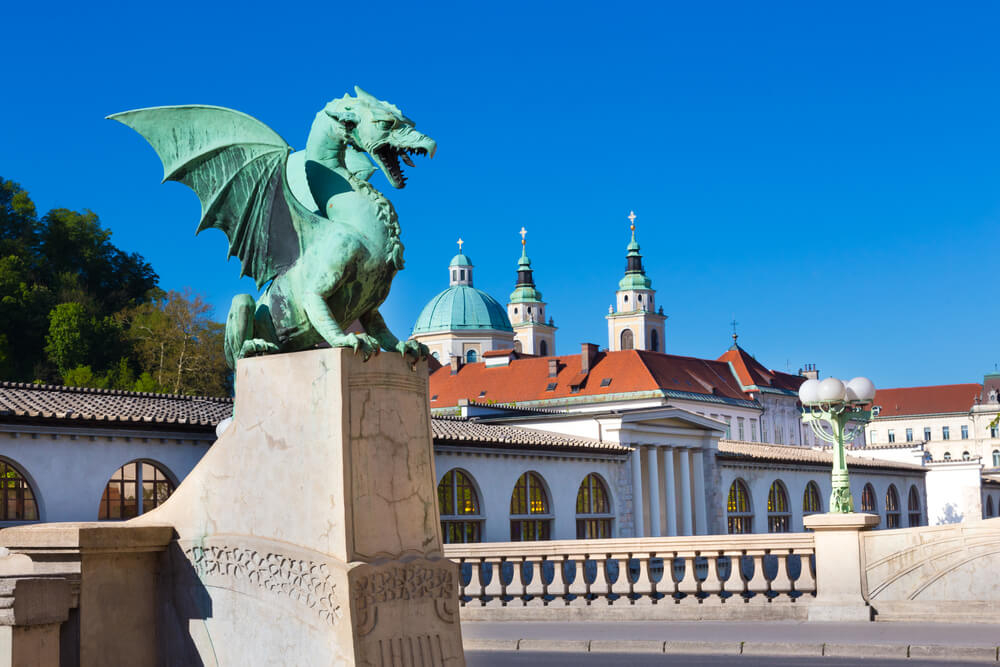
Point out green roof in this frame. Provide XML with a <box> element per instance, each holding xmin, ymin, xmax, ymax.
<box><xmin>412</xmin><ymin>285</ymin><xmax>513</xmax><ymax>334</ymax></box>
<box><xmin>619</xmin><ymin>272</ymin><xmax>653</xmax><ymax>290</ymax></box>
<box><xmin>449</xmin><ymin>253</ymin><xmax>473</xmax><ymax>267</ymax></box>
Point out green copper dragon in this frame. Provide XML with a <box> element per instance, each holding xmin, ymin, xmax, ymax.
<box><xmin>110</xmin><ymin>87</ymin><xmax>435</xmax><ymax>369</ymax></box>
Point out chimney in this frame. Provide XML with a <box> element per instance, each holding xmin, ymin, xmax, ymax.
<box><xmin>581</xmin><ymin>343</ymin><xmax>599</xmax><ymax>375</ymax></box>
<box><xmin>800</xmin><ymin>363</ymin><xmax>819</xmax><ymax>380</ymax></box>
<box><xmin>548</xmin><ymin>358</ymin><xmax>560</xmax><ymax>378</ymax></box>
<box><xmin>450</xmin><ymin>356</ymin><xmax>462</xmax><ymax>375</ymax></box>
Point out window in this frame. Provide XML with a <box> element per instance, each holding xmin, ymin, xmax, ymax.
<box><xmin>513</xmin><ymin>340</ymin><xmax>522</xmax><ymax>352</ymax></box>
<box><xmin>623</xmin><ymin>294</ymin><xmax>628</xmax><ymax>303</ymax></box>
<box><xmin>538</xmin><ymin>340</ymin><xmax>548</xmax><ymax>356</ymax></box>
<box><xmin>774</xmin><ymin>423</ymin><xmax>782</xmax><ymax>444</ymax></box>
<box><xmin>962</xmin><ymin>451</ymin><xmax>971</xmax><ymax>461</ymax></box>
<box><xmin>545</xmin><ymin>382</ymin><xmax>557</xmax><ymax>391</ymax></box>
<box><xmin>861</xmin><ymin>483</ymin><xmax>877</xmax><ymax>513</ymax></box>
<box><xmin>886</xmin><ymin>485</ymin><xmax>900</xmax><ymax>528</ymax></box>
<box><xmin>751</xmin><ymin>420</ymin><xmax>758</xmax><ymax>442</ymax></box>
<box><xmin>905</xmin><ymin>428</ymin><xmax>913</xmax><ymax>442</ymax></box>
<box><xmin>870</xmin><ymin>430</ymin><xmax>877</xmax><ymax>443</ymax></box>
<box><xmin>576</xmin><ymin>474</ymin><xmax>613</xmax><ymax>538</ymax></box>
<box><xmin>888</xmin><ymin>430</ymin><xmax>895</xmax><ymax>443</ymax></box>
<box><xmin>767</xmin><ymin>480</ymin><xmax>790</xmax><ymax>533</ymax></box>
<box><xmin>987</xmin><ymin>495</ymin><xmax>995</xmax><ymax>519</ymax></box>
<box><xmin>803</xmin><ymin>481</ymin><xmax>822</xmax><ymax>515</ymax></box>
<box><xmin>431</xmin><ymin>351</ymin><xmax>440</xmax><ymax>360</ymax></box>
<box><xmin>961</xmin><ymin>425</ymin><xmax>969</xmax><ymax>440</ymax></box>
<box><xmin>99</xmin><ymin>460</ymin><xmax>174</xmax><ymax>520</ymax></box>
<box><xmin>942</xmin><ymin>426</ymin><xmax>950</xmax><ymax>440</ymax></box>
<box><xmin>993</xmin><ymin>450</ymin><xmax>999</xmax><ymax>468</ymax></box>
<box><xmin>600</xmin><ymin>378</ymin><xmax>612</xmax><ymax>387</ymax></box>
<box><xmin>620</xmin><ymin>329</ymin><xmax>634</xmax><ymax>351</ymax></box>
<box><xmin>650</xmin><ymin>329</ymin><xmax>659</xmax><ymax>352</ymax></box>
<box><xmin>738</xmin><ymin>418</ymin><xmax>745</xmax><ymax>441</ymax></box>
<box><xmin>460</xmin><ymin>269</ymin><xmax>465</xmax><ymax>280</ymax></box>
<box><xmin>727</xmin><ymin>479</ymin><xmax>753</xmax><ymax>534</ymax></box>
<box><xmin>991</xmin><ymin>425</ymin><xmax>999</xmax><ymax>439</ymax></box>
<box><xmin>465</xmin><ymin>349</ymin><xmax>477</xmax><ymax>363</ymax></box>
<box><xmin>510</xmin><ymin>472</ymin><xmax>552</xmax><ymax>541</ymax></box>
<box><xmin>908</xmin><ymin>486</ymin><xmax>921</xmax><ymax>526</ymax></box>
<box><xmin>944</xmin><ymin>451</ymin><xmax>951</xmax><ymax>461</ymax></box>
<box><xmin>437</xmin><ymin>469</ymin><xmax>483</xmax><ymax>544</ymax></box>
<box><xmin>924</xmin><ymin>427</ymin><xmax>932</xmax><ymax>441</ymax></box>
<box><xmin>0</xmin><ymin>460</ymin><xmax>38</xmax><ymax>521</ymax></box>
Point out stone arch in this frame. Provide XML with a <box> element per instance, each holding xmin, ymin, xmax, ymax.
<box><xmin>98</xmin><ymin>459</ymin><xmax>177</xmax><ymax>520</ymax></box>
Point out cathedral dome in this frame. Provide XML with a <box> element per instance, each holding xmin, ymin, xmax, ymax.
<box><xmin>412</xmin><ymin>285</ymin><xmax>513</xmax><ymax>335</ymax></box>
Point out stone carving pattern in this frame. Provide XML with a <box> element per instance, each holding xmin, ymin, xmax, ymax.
<box><xmin>353</xmin><ymin>565</ymin><xmax>455</xmax><ymax>615</ymax></box>
<box><xmin>184</xmin><ymin>545</ymin><xmax>341</xmax><ymax>625</ymax></box>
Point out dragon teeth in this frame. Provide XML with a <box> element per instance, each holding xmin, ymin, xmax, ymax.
<box><xmin>400</xmin><ymin>152</ymin><xmax>415</xmax><ymax>167</ymax></box>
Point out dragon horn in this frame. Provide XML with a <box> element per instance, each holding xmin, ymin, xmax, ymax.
<box><xmin>354</xmin><ymin>86</ymin><xmax>377</xmax><ymax>102</ymax></box>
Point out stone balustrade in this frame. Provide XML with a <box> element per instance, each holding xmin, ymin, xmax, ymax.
<box><xmin>444</xmin><ymin>533</ymin><xmax>816</xmax><ymax>620</ymax></box>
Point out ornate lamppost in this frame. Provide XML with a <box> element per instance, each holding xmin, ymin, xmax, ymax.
<box><xmin>798</xmin><ymin>376</ymin><xmax>876</xmax><ymax>513</ymax></box>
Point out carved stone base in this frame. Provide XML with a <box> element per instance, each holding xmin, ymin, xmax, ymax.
<box><xmin>138</xmin><ymin>348</ymin><xmax>464</xmax><ymax>665</ymax></box>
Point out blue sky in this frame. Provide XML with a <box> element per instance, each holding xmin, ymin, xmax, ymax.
<box><xmin>3</xmin><ymin>1</ymin><xmax>998</xmax><ymax>389</ymax></box>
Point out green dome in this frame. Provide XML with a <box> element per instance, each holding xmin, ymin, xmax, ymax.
<box><xmin>412</xmin><ymin>285</ymin><xmax>513</xmax><ymax>334</ymax></box>
<box><xmin>449</xmin><ymin>253</ymin><xmax>473</xmax><ymax>267</ymax></box>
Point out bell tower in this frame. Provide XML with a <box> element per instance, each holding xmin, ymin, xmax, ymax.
<box><xmin>507</xmin><ymin>228</ymin><xmax>556</xmax><ymax>356</ymax></box>
<box><xmin>606</xmin><ymin>211</ymin><xmax>667</xmax><ymax>352</ymax></box>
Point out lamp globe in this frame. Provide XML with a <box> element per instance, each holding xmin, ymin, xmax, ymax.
<box><xmin>817</xmin><ymin>377</ymin><xmax>847</xmax><ymax>403</ymax></box>
<box><xmin>798</xmin><ymin>378</ymin><xmax>821</xmax><ymax>405</ymax></box>
<box><xmin>845</xmin><ymin>376</ymin><xmax>876</xmax><ymax>403</ymax></box>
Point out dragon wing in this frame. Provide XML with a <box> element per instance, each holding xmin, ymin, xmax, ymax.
<box><xmin>109</xmin><ymin>105</ymin><xmax>297</xmax><ymax>288</ymax></box>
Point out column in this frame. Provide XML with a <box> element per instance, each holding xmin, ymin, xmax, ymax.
<box><xmin>630</xmin><ymin>445</ymin><xmax>644</xmax><ymax>537</ymax></box>
<box><xmin>663</xmin><ymin>447</ymin><xmax>677</xmax><ymax>536</ymax></box>
<box><xmin>692</xmin><ymin>449</ymin><xmax>707</xmax><ymax>535</ymax></box>
<box><xmin>647</xmin><ymin>446</ymin><xmax>662</xmax><ymax>537</ymax></box>
<box><xmin>679</xmin><ymin>448</ymin><xmax>693</xmax><ymax>535</ymax></box>
<box><xmin>804</xmin><ymin>513</ymin><xmax>880</xmax><ymax>621</ymax></box>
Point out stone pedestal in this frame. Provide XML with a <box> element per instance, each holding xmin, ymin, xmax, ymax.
<box><xmin>135</xmin><ymin>348</ymin><xmax>464</xmax><ymax>666</ymax></box>
<box><xmin>804</xmin><ymin>512</ymin><xmax>880</xmax><ymax>622</ymax></box>
<box><xmin>0</xmin><ymin>577</ymin><xmax>71</xmax><ymax>667</ymax></box>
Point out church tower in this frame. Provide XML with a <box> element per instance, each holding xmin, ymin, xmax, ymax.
<box><xmin>606</xmin><ymin>212</ymin><xmax>667</xmax><ymax>352</ymax></box>
<box><xmin>507</xmin><ymin>228</ymin><xmax>556</xmax><ymax>356</ymax></box>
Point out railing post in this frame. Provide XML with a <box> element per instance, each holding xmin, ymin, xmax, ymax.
<box><xmin>770</xmin><ymin>550</ymin><xmax>794</xmax><ymax>600</ymax></box>
<box><xmin>676</xmin><ymin>552</ymin><xmax>699</xmax><ymax>602</ymax></box>
<box><xmin>700</xmin><ymin>552</ymin><xmax>724</xmax><ymax>603</ymax></box>
<box><xmin>608</xmin><ymin>552</ymin><xmax>631</xmax><ymax>605</ymax></box>
<box><xmin>464</xmin><ymin>556</ymin><xmax>486</xmax><ymax>606</ymax></box>
<box><xmin>804</xmin><ymin>513</ymin><xmax>880</xmax><ymax>621</ymax></box>
<box><xmin>630</xmin><ymin>553</ymin><xmax>656</xmax><ymax>605</ymax></box>
<box><xmin>589</xmin><ymin>552</ymin><xmax>612</xmax><ymax>604</ymax></box>
<box><xmin>548</xmin><ymin>554</ymin><xmax>570</xmax><ymax>606</ymax></box>
<box><xmin>483</xmin><ymin>557</ymin><xmax>504</xmax><ymax>608</ymax></box>
<box><xmin>506</xmin><ymin>556</ymin><xmax>527</xmax><ymax>607</ymax></box>
<box><xmin>567</xmin><ymin>553</ymin><xmax>589</xmax><ymax>607</ymax></box>
<box><xmin>745</xmin><ymin>550</ymin><xmax>770</xmax><ymax>603</ymax></box>
<box><xmin>523</xmin><ymin>556</ymin><xmax>545</xmax><ymax>607</ymax></box>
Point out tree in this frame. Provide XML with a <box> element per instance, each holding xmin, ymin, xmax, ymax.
<box><xmin>121</xmin><ymin>289</ymin><xmax>230</xmax><ymax>396</ymax></box>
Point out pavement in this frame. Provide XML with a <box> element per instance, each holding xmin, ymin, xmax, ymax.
<box><xmin>462</xmin><ymin>621</ymin><xmax>1000</xmax><ymax>662</ymax></box>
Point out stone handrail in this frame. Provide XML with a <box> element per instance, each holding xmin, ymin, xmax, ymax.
<box><xmin>444</xmin><ymin>534</ymin><xmax>816</xmax><ymax>619</ymax></box>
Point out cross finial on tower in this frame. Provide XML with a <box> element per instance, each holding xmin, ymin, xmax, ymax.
<box><xmin>457</xmin><ymin>237</ymin><xmax>464</xmax><ymax>252</ymax></box>
<box><xmin>519</xmin><ymin>226</ymin><xmax>527</xmax><ymax>246</ymax></box>
<box><xmin>627</xmin><ymin>210</ymin><xmax>636</xmax><ymax>231</ymax></box>
<box><xmin>730</xmin><ymin>318</ymin><xmax>739</xmax><ymax>344</ymax></box>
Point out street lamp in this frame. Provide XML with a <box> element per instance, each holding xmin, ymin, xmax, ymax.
<box><xmin>799</xmin><ymin>376</ymin><xmax>876</xmax><ymax>513</ymax></box>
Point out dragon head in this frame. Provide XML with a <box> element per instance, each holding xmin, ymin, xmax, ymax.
<box><xmin>324</xmin><ymin>86</ymin><xmax>437</xmax><ymax>189</ymax></box>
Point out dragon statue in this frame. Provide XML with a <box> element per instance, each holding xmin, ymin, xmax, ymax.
<box><xmin>110</xmin><ymin>86</ymin><xmax>435</xmax><ymax>370</ymax></box>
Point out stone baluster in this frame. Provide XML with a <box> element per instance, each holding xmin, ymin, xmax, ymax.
<box><xmin>567</xmin><ymin>553</ymin><xmax>589</xmax><ymax>607</ymax></box>
<box><xmin>464</xmin><ymin>557</ymin><xmax>486</xmax><ymax>606</ymax></box>
<box><xmin>769</xmin><ymin>550</ymin><xmax>794</xmax><ymax>599</ymax></box>
<box><xmin>630</xmin><ymin>553</ymin><xmax>656</xmax><ymax>605</ymax></box>
<box><xmin>505</xmin><ymin>556</ymin><xmax>528</xmax><ymax>606</ymax></box>
<box><xmin>482</xmin><ymin>557</ymin><xmax>505</xmax><ymax>607</ymax></box>
<box><xmin>589</xmin><ymin>552</ymin><xmax>612</xmax><ymax>604</ymax></box>
<box><xmin>523</xmin><ymin>556</ymin><xmax>546</xmax><ymax>607</ymax></box>
<box><xmin>608</xmin><ymin>552</ymin><xmax>632</xmax><ymax>605</ymax></box>
<box><xmin>793</xmin><ymin>550</ymin><xmax>817</xmax><ymax>597</ymax></box>
<box><xmin>736</xmin><ymin>553</ymin><xmax>753</xmax><ymax>601</ymax></box>
<box><xmin>676</xmin><ymin>552</ymin><xmax>699</xmax><ymax>602</ymax></box>
<box><xmin>547</xmin><ymin>555</ymin><xmax>570</xmax><ymax>606</ymax></box>
<box><xmin>745</xmin><ymin>550</ymin><xmax>771</xmax><ymax>603</ymax></box>
<box><xmin>700</xmin><ymin>552</ymin><xmax>724</xmax><ymax>603</ymax></box>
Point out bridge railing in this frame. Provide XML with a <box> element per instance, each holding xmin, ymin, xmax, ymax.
<box><xmin>443</xmin><ymin>534</ymin><xmax>815</xmax><ymax>619</ymax></box>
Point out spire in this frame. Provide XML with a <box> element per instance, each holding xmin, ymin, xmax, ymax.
<box><xmin>730</xmin><ymin>318</ymin><xmax>740</xmax><ymax>350</ymax></box>
<box><xmin>449</xmin><ymin>238</ymin><xmax>473</xmax><ymax>286</ymax></box>
<box><xmin>619</xmin><ymin>211</ymin><xmax>652</xmax><ymax>290</ymax></box>
<box><xmin>509</xmin><ymin>227</ymin><xmax>542</xmax><ymax>303</ymax></box>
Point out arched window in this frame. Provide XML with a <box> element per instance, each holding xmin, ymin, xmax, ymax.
<box><xmin>437</xmin><ymin>469</ymin><xmax>483</xmax><ymax>544</ymax></box>
<box><xmin>803</xmin><ymin>481</ymin><xmax>822</xmax><ymax>516</ymax></box>
<box><xmin>943</xmin><ymin>452</ymin><xmax>951</xmax><ymax>461</ymax></box>
<box><xmin>538</xmin><ymin>340</ymin><xmax>548</xmax><ymax>357</ymax></box>
<box><xmin>727</xmin><ymin>479</ymin><xmax>753</xmax><ymax>534</ymax></box>
<box><xmin>861</xmin><ymin>483</ymin><xmax>877</xmax><ymax>513</ymax></box>
<box><xmin>650</xmin><ymin>329</ymin><xmax>659</xmax><ymax>352</ymax></box>
<box><xmin>576</xmin><ymin>473</ymin><xmax>613</xmax><ymax>538</ymax></box>
<box><xmin>962</xmin><ymin>451</ymin><xmax>971</xmax><ymax>461</ymax></box>
<box><xmin>623</xmin><ymin>294</ymin><xmax>629</xmax><ymax>303</ymax></box>
<box><xmin>986</xmin><ymin>495</ymin><xmax>995</xmax><ymax>519</ymax></box>
<box><xmin>431</xmin><ymin>351</ymin><xmax>440</xmax><ymax>360</ymax></box>
<box><xmin>513</xmin><ymin>340</ymin><xmax>522</xmax><ymax>352</ymax></box>
<box><xmin>98</xmin><ymin>460</ymin><xmax>175</xmax><ymax>520</ymax></box>
<box><xmin>767</xmin><ymin>480</ymin><xmax>791</xmax><ymax>533</ymax></box>
<box><xmin>0</xmin><ymin>459</ymin><xmax>39</xmax><ymax>522</ymax></box>
<box><xmin>465</xmin><ymin>349</ymin><xmax>477</xmax><ymax>363</ymax></box>
<box><xmin>907</xmin><ymin>485</ymin><xmax>921</xmax><ymax>526</ymax></box>
<box><xmin>620</xmin><ymin>329</ymin><xmax>634</xmax><ymax>351</ymax></box>
<box><xmin>993</xmin><ymin>450</ymin><xmax>1000</xmax><ymax>468</ymax></box>
<box><xmin>885</xmin><ymin>484</ymin><xmax>900</xmax><ymax>528</ymax></box>
<box><xmin>510</xmin><ymin>472</ymin><xmax>552</xmax><ymax>541</ymax></box>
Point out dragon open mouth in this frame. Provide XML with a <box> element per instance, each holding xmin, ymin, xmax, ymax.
<box><xmin>372</xmin><ymin>144</ymin><xmax>430</xmax><ymax>189</ymax></box>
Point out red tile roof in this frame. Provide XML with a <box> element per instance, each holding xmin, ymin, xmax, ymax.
<box><xmin>429</xmin><ymin>349</ymin><xmax>755</xmax><ymax>409</ymax></box>
<box><xmin>717</xmin><ymin>346</ymin><xmax>805</xmax><ymax>395</ymax></box>
<box><xmin>872</xmin><ymin>384</ymin><xmax>982</xmax><ymax>418</ymax></box>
